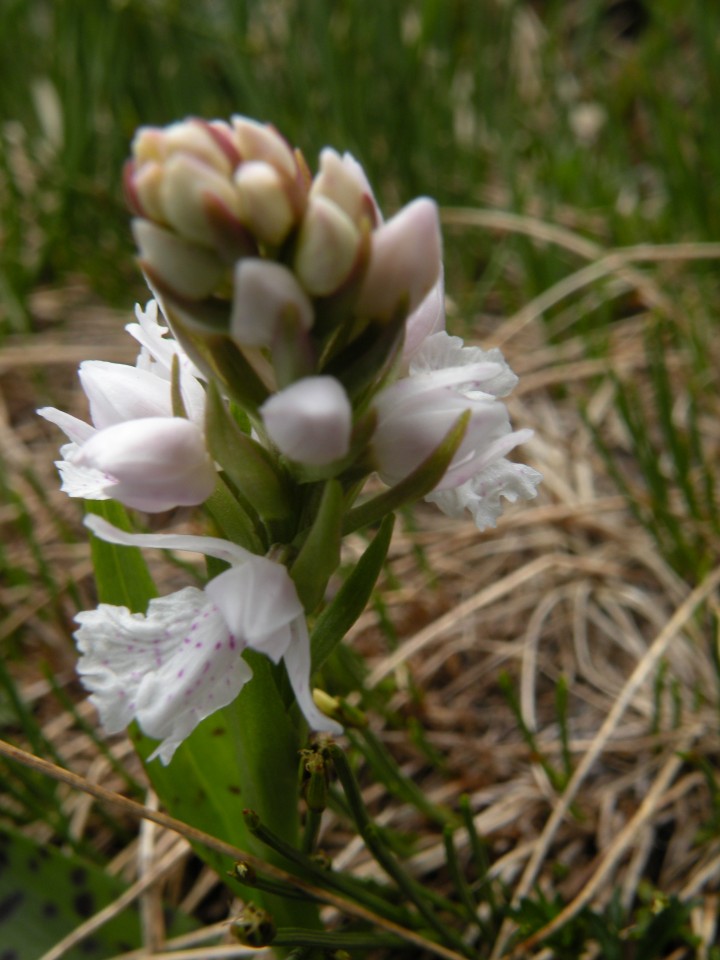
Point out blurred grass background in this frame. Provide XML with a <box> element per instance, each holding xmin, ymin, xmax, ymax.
<box><xmin>2</xmin><ymin>0</ymin><xmax>719</xmax><ymax>324</ymax></box>
<box><xmin>2</xmin><ymin>1</ymin><xmax>720</xmax><ymax>956</ymax></box>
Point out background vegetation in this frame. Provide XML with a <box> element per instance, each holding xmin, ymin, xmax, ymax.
<box><xmin>1</xmin><ymin>1</ymin><xmax>719</xmax><ymax>957</ymax></box>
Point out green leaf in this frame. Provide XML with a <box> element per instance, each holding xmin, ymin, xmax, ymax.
<box><xmin>161</xmin><ymin>295</ymin><xmax>269</xmax><ymax>413</ymax></box>
<box><xmin>343</xmin><ymin>411</ymin><xmax>470</xmax><ymax>535</ymax></box>
<box><xmin>204</xmin><ymin>475</ymin><xmax>266</xmax><ymax>554</ymax></box>
<box><xmin>290</xmin><ymin>479</ymin><xmax>344</xmax><ymax>611</ymax></box>
<box><xmin>0</xmin><ymin>825</ymin><xmax>196</xmax><ymax>960</ymax></box>
<box><xmin>205</xmin><ymin>380</ymin><xmax>291</xmax><ymax>522</ymax></box>
<box><xmin>311</xmin><ymin>513</ymin><xmax>395</xmax><ymax>671</ymax></box>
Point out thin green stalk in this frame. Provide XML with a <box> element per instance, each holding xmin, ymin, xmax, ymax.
<box><xmin>273</xmin><ymin>928</ymin><xmax>405</xmax><ymax>950</ymax></box>
<box><xmin>231</xmin><ymin>861</ymin><xmax>321</xmax><ymax>902</ymax></box>
<box><xmin>243</xmin><ymin>809</ymin><xmax>423</xmax><ymax>931</ymax></box>
<box><xmin>347</xmin><ymin>727</ymin><xmax>457</xmax><ymax>828</ymax></box>
<box><xmin>458</xmin><ymin>795</ymin><xmax>498</xmax><ymax>916</ymax></box>
<box><xmin>327</xmin><ymin>744</ymin><xmax>473</xmax><ymax>956</ymax></box>
<box><xmin>442</xmin><ymin>825</ymin><xmax>485</xmax><ymax>936</ymax></box>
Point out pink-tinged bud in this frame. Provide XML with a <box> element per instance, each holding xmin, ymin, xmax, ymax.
<box><xmin>231</xmin><ymin>115</ymin><xmax>297</xmax><ymax>179</ymax></box>
<box><xmin>231</xmin><ymin>259</ymin><xmax>313</xmax><ymax>347</ymax></box>
<box><xmin>72</xmin><ymin>417</ymin><xmax>216</xmax><ymax>512</ymax></box>
<box><xmin>234</xmin><ymin>161</ymin><xmax>295</xmax><ymax>246</ymax></box>
<box><xmin>160</xmin><ymin>153</ymin><xmax>243</xmax><ymax>248</ymax></box>
<box><xmin>310</xmin><ymin>148</ymin><xmax>378</xmax><ymax>227</ymax></box>
<box><xmin>133</xmin><ymin>120</ymin><xmax>233</xmax><ymax>176</ymax></box>
<box><xmin>294</xmin><ymin>196</ymin><xmax>361</xmax><ymax>296</ymax></box>
<box><xmin>260</xmin><ymin>376</ymin><xmax>352</xmax><ymax>466</ymax></box>
<box><xmin>132</xmin><ymin>219</ymin><xmax>224</xmax><ymax>299</ymax></box>
<box><xmin>131</xmin><ymin>161</ymin><xmax>166</xmax><ymax>222</ymax></box>
<box><xmin>355</xmin><ymin>198</ymin><xmax>442</xmax><ymax>321</ymax></box>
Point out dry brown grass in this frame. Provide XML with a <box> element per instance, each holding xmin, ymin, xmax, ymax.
<box><xmin>1</xmin><ymin>269</ymin><xmax>719</xmax><ymax>958</ymax></box>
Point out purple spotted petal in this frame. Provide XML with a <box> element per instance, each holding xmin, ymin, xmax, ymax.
<box><xmin>74</xmin><ymin>587</ymin><xmax>251</xmax><ymax>764</ymax></box>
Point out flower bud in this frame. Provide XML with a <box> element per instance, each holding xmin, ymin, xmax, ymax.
<box><xmin>294</xmin><ymin>196</ymin><xmax>361</xmax><ymax>296</ymax></box>
<box><xmin>133</xmin><ymin>120</ymin><xmax>233</xmax><ymax>176</ymax></box>
<box><xmin>260</xmin><ymin>376</ymin><xmax>352</xmax><ymax>466</ymax></box>
<box><xmin>355</xmin><ymin>198</ymin><xmax>442</xmax><ymax>321</ymax></box>
<box><xmin>129</xmin><ymin>160</ymin><xmax>165</xmax><ymax>221</ymax></box>
<box><xmin>72</xmin><ymin>417</ymin><xmax>216</xmax><ymax>512</ymax></box>
<box><xmin>234</xmin><ymin>161</ymin><xmax>295</xmax><ymax>246</ymax></box>
<box><xmin>231</xmin><ymin>259</ymin><xmax>313</xmax><ymax>347</ymax></box>
<box><xmin>132</xmin><ymin>219</ymin><xmax>224</xmax><ymax>299</ymax></box>
<box><xmin>310</xmin><ymin>148</ymin><xmax>379</xmax><ymax>227</ymax></box>
<box><xmin>159</xmin><ymin>153</ymin><xmax>243</xmax><ymax>248</ymax></box>
<box><xmin>231</xmin><ymin>115</ymin><xmax>297</xmax><ymax>179</ymax></box>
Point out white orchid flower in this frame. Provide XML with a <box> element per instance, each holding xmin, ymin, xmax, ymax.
<box><xmin>373</xmin><ymin>331</ymin><xmax>541</xmax><ymax>530</ymax></box>
<box><xmin>38</xmin><ymin>301</ymin><xmax>213</xmax><ymax>511</ymax></box>
<box><xmin>75</xmin><ymin>515</ymin><xmax>342</xmax><ymax>764</ymax></box>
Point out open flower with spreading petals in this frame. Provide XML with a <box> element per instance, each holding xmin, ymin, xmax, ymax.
<box><xmin>38</xmin><ymin>301</ymin><xmax>213</xmax><ymax>511</ymax></box>
<box><xmin>75</xmin><ymin>516</ymin><xmax>341</xmax><ymax>763</ymax></box>
<box><xmin>372</xmin><ymin>332</ymin><xmax>541</xmax><ymax>529</ymax></box>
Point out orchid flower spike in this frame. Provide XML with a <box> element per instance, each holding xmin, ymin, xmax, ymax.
<box><xmin>75</xmin><ymin>516</ymin><xmax>342</xmax><ymax>763</ymax></box>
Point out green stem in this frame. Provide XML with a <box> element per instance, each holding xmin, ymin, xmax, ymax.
<box><xmin>226</xmin><ymin>654</ymin><xmax>322</xmax><ymax>935</ymax></box>
<box><xmin>244</xmin><ymin>809</ymin><xmax>424</xmax><ymax>930</ymax></box>
<box><xmin>273</xmin><ymin>928</ymin><xmax>405</xmax><ymax>950</ymax></box>
<box><xmin>347</xmin><ymin>727</ymin><xmax>457</xmax><ymax>828</ymax></box>
<box><xmin>327</xmin><ymin>745</ymin><xmax>473</xmax><ymax>956</ymax></box>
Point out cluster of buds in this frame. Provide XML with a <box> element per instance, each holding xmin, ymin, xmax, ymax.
<box><xmin>125</xmin><ymin>116</ymin><xmax>441</xmax><ymax>397</ymax></box>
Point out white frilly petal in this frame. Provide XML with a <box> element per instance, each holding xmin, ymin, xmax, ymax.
<box><xmin>427</xmin><ymin>457</ymin><xmax>543</xmax><ymax>530</ymax></box>
<box><xmin>410</xmin><ymin>332</ymin><xmax>519</xmax><ymax>398</ymax></box>
<box><xmin>74</xmin><ymin>588</ymin><xmax>252</xmax><ymax>764</ymax></box>
<box><xmin>126</xmin><ymin>300</ymin><xmax>207</xmax><ymax>424</ymax></box>
<box><xmin>78</xmin><ymin>518</ymin><xmax>343</xmax><ymax>762</ymax></box>
<box><xmin>55</xmin><ymin>450</ymin><xmax>113</xmax><ymax>500</ymax></box>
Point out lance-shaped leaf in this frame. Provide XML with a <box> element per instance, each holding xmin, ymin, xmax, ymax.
<box><xmin>320</xmin><ymin>306</ymin><xmax>406</xmax><ymax>405</ymax></box>
<box><xmin>343</xmin><ymin>410</ymin><xmax>470</xmax><ymax>535</ymax></box>
<box><xmin>290</xmin><ymin>479</ymin><xmax>344</xmax><ymax>612</ymax></box>
<box><xmin>205</xmin><ymin>381</ymin><xmax>291</xmax><ymax>522</ymax></box>
<box><xmin>311</xmin><ymin>512</ymin><xmax>395</xmax><ymax>671</ymax></box>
